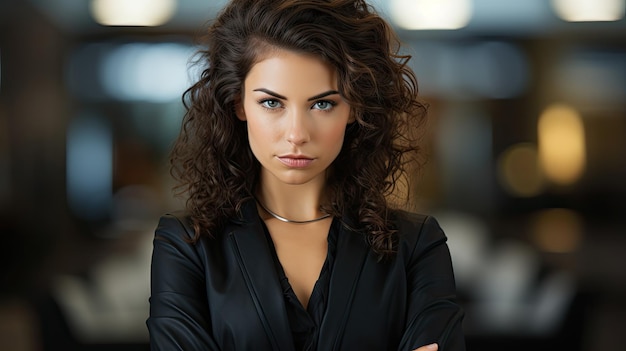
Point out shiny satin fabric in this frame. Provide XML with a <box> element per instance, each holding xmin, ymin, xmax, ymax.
<box><xmin>147</xmin><ymin>200</ymin><xmax>465</xmax><ymax>350</ymax></box>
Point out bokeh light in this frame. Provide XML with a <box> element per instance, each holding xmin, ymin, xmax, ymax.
<box><xmin>530</xmin><ymin>208</ymin><xmax>584</xmax><ymax>253</ymax></box>
<box><xmin>538</xmin><ymin>104</ymin><xmax>586</xmax><ymax>186</ymax></box>
<box><xmin>551</xmin><ymin>0</ymin><xmax>625</xmax><ymax>22</ymax></box>
<box><xmin>497</xmin><ymin>142</ymin><xmax>545</xmax><ymax>197</ymax></box>
<box><xmin>390</xmin><ymin>0</ymin><xmax>472</xmax><ymax>30</ymax></box>
<box><xmin>66</xmin><ymin>115</ymin><xmax>113</xmax><ymax>221</ymax></box>
<box><xmin>100</xmin><ymin>42</ymin><xmax>194</xmax><ymax>102</ymax></box>
<box><xmin>90</xmin><ymin>0</ymin><xmax>177</xmax><ymax>26</ymax></box>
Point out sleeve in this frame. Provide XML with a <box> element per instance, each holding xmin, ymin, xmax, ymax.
<box><xmin>146</xmin><ymin>214</ymin><xmax>221</xmax><ymax>351</ymax></box>
<box><xmin>398</xmin><ymin>216</ymin><xmax>466</xmax><ymax>351</ymax></box>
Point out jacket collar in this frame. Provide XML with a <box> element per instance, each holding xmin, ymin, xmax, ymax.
<box><xmin>318</xmin><ymin>213</ymin><xmax>370</xmax><ymax>350</ymax></box>
<box><xmin>226</xmin><ymin>199</ymin><xmax>294</xmax><ymax>351</ymax></box>
<box><xmin>227</xmin><ymin>199</ymin><xmax>370</xmax><ymax>351</ymax></box>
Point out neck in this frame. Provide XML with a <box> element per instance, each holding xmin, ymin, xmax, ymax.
<box><xmin>256</xmin><ymin>173</ymin><xmax>328</xmax><ymax>222</ymax></box>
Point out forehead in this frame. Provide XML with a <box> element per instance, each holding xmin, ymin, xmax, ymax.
<box><xmin>244</xmin><ymin>49</ymin><xmax>338</xmax><ymax>97</ymax></box>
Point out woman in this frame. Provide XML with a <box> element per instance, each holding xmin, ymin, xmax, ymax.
<box><xmin>147</xmin><ymin>0</ymin><xmax>465</xmax><ymax>350</ymax></box>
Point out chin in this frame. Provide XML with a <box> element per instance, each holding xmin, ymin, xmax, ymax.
<box><xmin>274</xmin><ymin>172</ymin><xmax>322</xmax><ymax>186</ymax></box>
<box><xmin>279</xmin><ymin>177</ymin><xmax>315</xmax><ymax>186</ymax></box>
<box><xmin>263</xmin><ymin>167</ymin><xmax>326</xmax><ymax>186</ymax></box>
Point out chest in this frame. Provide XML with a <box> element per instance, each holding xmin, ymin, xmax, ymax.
<box><xmin>205</xmin><ymin>221</ymin><xmax>411</xmax><ymax>350</ymax></box>
<box><xmin>264</xmin><ymin>219</ymin><xmax>331</xmax><ymax>308</ymax></box>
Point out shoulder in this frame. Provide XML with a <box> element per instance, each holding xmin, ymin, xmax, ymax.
<box><xmin>153</xmin><ymin>211</ymin><xmax>237</xmax><ymax>252</ymax></box>
<box><xmin>389</xmin><ymin>209</ymin><xmax>448</xmax><ymax>259</ymax></box>
<box><xmin>389</xmin><ymin>209</ymin><xmax>444</xmax><ymax>238</ymax></box>
<box><xmin>155</xmin><ymin>212</ymin><xmax>195</xmax><ymax>242</ymax></box>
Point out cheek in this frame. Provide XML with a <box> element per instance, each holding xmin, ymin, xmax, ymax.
<box><xmin>246</xmin><ymin>116</ymin><xmax>272</xmax><ymax>139</ymax></box>
<box><xmin>246</xmin><ymin>118</ymin><xmax>279</xmax><ymax>158</ymax></box>
<box><xmin>324</xmin><ymin>125</ymin><xmax>348</xmax><ymax>151</ymax></box>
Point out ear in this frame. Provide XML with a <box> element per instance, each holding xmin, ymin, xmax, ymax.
<box><xmin>347</xmin><ymin>110</ymin><xmax>356</xmax><ymax>124</ymax></box>
<box><xmin>235</xmin><ymin>103</ymin><xmax>246</xmax><ymax>122</ymax></box>
<box><xmin>235</xmin><ymin>102</ymin><xmax>246</xmax><ymax>121</ymax></box>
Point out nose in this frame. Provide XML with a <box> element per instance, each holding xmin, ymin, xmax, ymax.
<box><xmin>286</xmin><ymin>109</ymin><xmax>310</xmax><ymax>145</ymax></box>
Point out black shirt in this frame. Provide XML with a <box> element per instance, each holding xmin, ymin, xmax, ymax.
<box><xmin>262</xmin><ymin>218</ymin><xmax>339</xmax><ymax>351</ymax></box>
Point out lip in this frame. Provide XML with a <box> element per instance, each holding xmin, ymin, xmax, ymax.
<box><xmin>277</xmin><ymin>154</ymin><xmax>315</xmax><ymax>168</ymax></box>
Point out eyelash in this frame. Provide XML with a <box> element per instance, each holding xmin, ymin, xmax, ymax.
<box><xmin>259</xmin><ymin>99</ymin><xmax>282</xmax><ymax>110</ymax></box>
<box><xmin>313</xmin><ymin>100</ymin><xmax>336</xmax><ymax>111</ymax></box>
<box><xmin>257</xmin><ymin>99</ymin><xmax>337</xmax><ymax>112</ymax></box>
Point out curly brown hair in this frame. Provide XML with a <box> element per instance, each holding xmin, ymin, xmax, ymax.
<box><xmin>170</xmin><ymin>0</ymin><xmax>427</xmax><ymax>258</ymax></box>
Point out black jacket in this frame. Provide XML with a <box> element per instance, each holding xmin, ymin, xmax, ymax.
<box><xmin>147</xmin><ymin>200</ymin><xmax>465</xmax><ymax>350</ymax></box>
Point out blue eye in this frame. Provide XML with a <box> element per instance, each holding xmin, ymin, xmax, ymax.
<box><xmin>260</xmin><ymin>99</ymin><xmax>281</xmax><ymax>109</ymax></box>
<box><xmin>313</xmin><ymin>100</ymin><xmax>335</xmax><ymax>111</ymax></box>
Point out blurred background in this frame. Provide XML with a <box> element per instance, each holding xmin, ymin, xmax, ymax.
<box><xmin>0</xmin><ymin>0</ymin><xmax>625</xmax><ymax>350</ymax></box>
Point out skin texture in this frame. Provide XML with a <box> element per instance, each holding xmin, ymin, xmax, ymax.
<box><xmin>237</xmin><ymin>49</ymin><xmax>352</xmax><ymax>202</ymax></box>
<box><xmin>236</xmin><ymin>49</ymin><xmax>351</xmax><ymax>307</ymax></box>
<box><xmin>236</xmin><ymin>48</ymin><xmax>439</xmax><ymax>351</ymax></box>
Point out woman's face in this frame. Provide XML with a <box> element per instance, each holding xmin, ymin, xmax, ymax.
<box><xmin>237</xmin><ymin>48</ymin><xmax>352</xmax><ymax>187</ymax></box>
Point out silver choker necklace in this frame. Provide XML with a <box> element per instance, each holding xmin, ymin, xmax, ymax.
<box><xmin>256</xmin><ymin>199</ymin><xmax>331</xmax><ymax>224</ymax></box>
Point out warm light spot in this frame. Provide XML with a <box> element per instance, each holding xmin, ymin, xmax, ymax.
<box><xmin>497</xmin><ymin>143</ymin><xmax>545</xmax><ymax>197</ymax></box>
<box><xmin>390</xmin><ymin>0</ymin><xmax>472</xmax><ymax>30</ymax></box>
<box><xmin>551</xmin><ymin>0</ymin><xmax>625</xmax><ymax>22</ymax></box>
<box><xmin>538</xmin><ymin>104</ymin><xmax>586</xmax><ymax>186</ymax></box>
<box><xmin>90</xmin><ymin>0</ymin><xmax>177</xmax><ymax>26</ymax></box>
<box><xmin>530</xmin><ymin>208</ymin><xmax>583</xmax><ymax>253</ymax></box>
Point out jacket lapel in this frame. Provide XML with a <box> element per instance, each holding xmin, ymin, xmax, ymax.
<box><xmin>227</xmin><ymin>200</ymin><xmax>294</xmax><ymax>351</ymax></box>
<box><xmin>318</xmin><ymin>217</ymin><xmax>370</xmax><ymax>350</ymax></box>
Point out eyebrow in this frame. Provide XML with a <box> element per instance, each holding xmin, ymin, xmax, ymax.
<box><xmin>252</xmin><ymin>88</ymin><xmax>340</xmax><ymax>101</ymax></box>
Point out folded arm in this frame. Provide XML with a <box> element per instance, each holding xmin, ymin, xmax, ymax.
<box><xmin>147</xmin><ymin>214</ymin><xmax>221</xmax><ymax>351</ymax></box>
<box><xmin>399</xmin><ymin>216</ymin><xmax>466</xmax><ymax>351</ymax></box>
